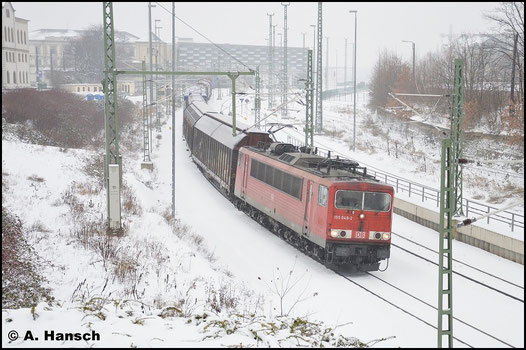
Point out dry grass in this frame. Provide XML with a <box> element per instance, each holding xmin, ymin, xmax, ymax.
<box><xmin>27</xmin><ymin>174</ymin><xmax>45</xmax><ymax>183</ymax></box>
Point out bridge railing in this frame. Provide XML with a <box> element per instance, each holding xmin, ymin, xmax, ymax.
<box><xmin>286</xmin><ymin>135</ymin><xmax>524</xmax><ymax>232</ymax></box>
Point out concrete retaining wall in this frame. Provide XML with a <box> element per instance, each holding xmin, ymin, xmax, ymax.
<box><xmin>393</xmin><ymin>197</ymin><xmax>524</xmax><ymax>265</ymax></box>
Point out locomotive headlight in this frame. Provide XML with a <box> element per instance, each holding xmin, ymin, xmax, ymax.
<box><xmin>330</xmin><ymin>230</ymin><xmax>339</xmax><ymax>238</ymax></box>
<box><xmin>382</xmin><ymin>232</ymin><xmax>391</xmax><ymax>240</ymax></box>
<box><xmin>359</xmin><ymin>213</ymin><xmax>365</xmax><ymax>219</ymax></box>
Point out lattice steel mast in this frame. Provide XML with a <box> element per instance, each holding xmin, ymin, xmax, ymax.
<box><xmin>142</xmin><ymin>60</ymin><xmax>151</xmax><ymax>162</ymax></box>
<box><xmin>255</xmin><ymin>66</ymin><xmax>261</xmax><ymax>128</ymax></box>
<box><xmin>103</xmin><ymin>2</ymin><xmax>121</xmax><ymax>231</ymax></box>
<box><xmin>451</xmin><ymin>59</ymin><xmax>464</xmax><ymax>216</ymax></box>
<box><xmin>437</xmin><ymin>58</ymin><xmax>464</xmax><ymax>348</ymax></box>
<box><xmin>304</xmin><ymin>49</ymin><xmax>314</xmax><ymax>148</ymax></box>
<box><xmin>315</xmin><ymin>2</ymin><xmax>323</xmax><ymax>132</ymax></box>
<box><xmin>267</xmin><ymin>13</ymin><xmax>274</xmax><ymax>109</ymax></box>
<box><xmin>282</xmin><ymin>2</ymin><xmax>289</xmax><ymax>118</ymax></box>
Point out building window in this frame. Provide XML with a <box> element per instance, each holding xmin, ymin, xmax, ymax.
<box><xmin>17</xmin><ymin>30</ymin><xmax>19</xmax><ymax>44</ymax></box>
<box><xmin>24</xmin><ymin>31</ymin><xmax>26</xmax><ymax>45</ymax></box>
<box><xmin>18</xmin><ymin>53</ymin><xmax>20</xmax><ymax>62</ymax></box>
<box><xmin>6</xmin><ymin>9</ymin><xmax>10</xmax><ymax>17</ymax></box>
<box><xmin>6</xmin><ymin>71</ymin><xmax>9</xmax><ymax>84</ymax></box>
<box><xmin>19</xmin><ymin>71</ymin><xmax>22</xmax><ymax>83</ymax></box>
<box><xmin>13</xmin><ymin>71</ymin><xmax>16</xmax><ymax>84</ymax></box>
<box><xmin>77</xmin><ymin>87</ymin><xmax>80</xmax><ymax>92</ymax></box>
<box><xmin>4</xmin><ymin>27</ymin><xmax>6</xmax><ymax>42</ymax></box>
<box><xmin>83</xmin><ymin>87</ymin><xmax>85</xmax><ymax>91</ymax></box>
<box><xmin>25</xmin><ymin>72</ymin><xmax>28</xmax><ymax>83</ymax></box>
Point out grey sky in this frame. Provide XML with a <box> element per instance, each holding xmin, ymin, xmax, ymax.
<box><xmin>12</xmin><ymin>2</ymin><xmax>501</xmax><ymax>82</ymax></box>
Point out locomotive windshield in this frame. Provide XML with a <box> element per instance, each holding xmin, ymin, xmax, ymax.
<box><xmin>335</xmin><ymin>190</ymin><xmax>391</xmax><ymax>212</ymax></box>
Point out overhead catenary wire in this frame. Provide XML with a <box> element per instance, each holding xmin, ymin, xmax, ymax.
<box><xmin>365</xmin><ymin>272</ymin><xmax>517</xmax><ymax>348</ymax></box>
<box><xmin>392</xmin><ymin>243</ymin><xmax>524</xmax><ymax>303</ymax></box>
<box><xmin>154</xmin><ymin>2</ymin><xmax>254</xmax><ymax>73</ymax></box>
<box><xmin>391</xmin><ymin>232</ymin><xmax>524</xmax><ymax>290</ymax></box>
<box><xmin>333</xmin><ymin>270</ymin><xmax>475</xmax><ymax>348</ymax></box>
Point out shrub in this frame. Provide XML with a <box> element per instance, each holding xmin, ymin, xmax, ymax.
<box><xmin>2</xmin><ymin>89</ymin><xmax>138</xmax><ymax>149</ymax></box>
<box><xmin>2</xmin><ymin>206</ymin><xmax>52</xmax><ymax>308</ymax></box>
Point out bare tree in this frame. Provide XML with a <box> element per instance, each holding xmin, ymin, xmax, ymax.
<box><xmin>67</xmin><ymin>25</ymin><xmax>134</xmax><ymax>84</ymax></box>
<box><xmin>368</xmin><ymin>50</ymin><xmax>407</xmax><ymax>108</ymax></box>
<box><xmin>484</xmin><ymin>2</ymin><xmax>524</xmax><ymax>104</ymax></box>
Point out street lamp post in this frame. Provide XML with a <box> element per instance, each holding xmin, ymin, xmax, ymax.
<box><xmin>310</xmin><ymin>24</ymin><xmax>316</xmax><ymax>56</ymax></box>
<box><xmin>344</xmin><ymin>37</ymin><xmax>347</xmax><ymax>101</ymax></box>
<box><xmin>350</xmin><ymin>10</ymin><xmax>357</xmax><ymax>152</ymax></box>
<box><xmin>402</xmin><ymin>40</ymin><xmax>416</xmax><ymax>83</ymax></box>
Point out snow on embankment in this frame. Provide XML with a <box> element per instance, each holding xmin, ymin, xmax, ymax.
<box><xmin>1</xmin><ymin>124</ymin><xmax>373</xmax><ymax>347</ymax></box>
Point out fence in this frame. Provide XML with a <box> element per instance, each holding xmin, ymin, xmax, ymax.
<box><xmin>286</xmin><ymin>134</ymin><xmax>524</xmax><ymax>232</ymax></box>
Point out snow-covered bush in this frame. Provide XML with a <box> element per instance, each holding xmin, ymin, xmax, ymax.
<box><xmin>2</xmin><ymin>206</ymin><xmax>53</xmax><ymax>309</ymax></box>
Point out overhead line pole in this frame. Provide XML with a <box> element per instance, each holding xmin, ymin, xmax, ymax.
<box><xmin>142</xmin><ymin>60</ymin><xmax>151</xmax><ymax>164</ymax></box>
<box><xmin>451</xmin><ymin>59</ymin><xmax>465</xmax><ymax>216</ymax></box>
<box><xmin>344</xmin><ymin>37</ymin><xmax>347</xmax><ymax>100</ymax></box>
<box><xmin>148</xmin><ymin>2</ymin><xmax>155</xmax><ymax>154</ymax></box>
<box><xmin>282</xmin><ymin>2</ymin><xmax>290</xmax><ymax>118</ymax></box>
<box><xmin>255</xmin><ymin>65</ymin><xmax>261</xmax><ymax>128</ymax></box>
<box><xmin>350</xmin><ymin>9</ymin><xmax>357</xmax><ymax>152</ymax></box>
<box><xmin>325</xmin><ymin>36</ymin><xmax>329</xmax><ymax>91</ymax></box>
<box><xmin>272</xmin><ymin>24</ymin><xmax>277</xmax><ymax>109</ymax></box>
<box><xmin>438</xmin><ymin>58</ymin><xmax>464</xmax><ymax>348</ymax></box>
<box><xmin>102</xmin><ymin>2</ymin><xmax>121</xmax><ymax>232</ymax></box>
<box><xmin>315</xmin><ymin>2</ymin><xmax>323</xmax><ymax>132</ymax></box>
<box><xmin>304</xmin><ymin>49</ymin><xmax>314</xmax><ymax>148</ymax></box>
<box><xmin>267</xmin><ymin>13</ymin><xmax>274</xmax><ymax>109</ymax></box>
<box><xmin>171</xmin><ymin>1</ymin><xmax>176</xmax><ymax>217</ymax></box>
<box><xmin>155</xmin><ymin>19</ymin><xmax>162</xmax><ymax>131</ymax></box>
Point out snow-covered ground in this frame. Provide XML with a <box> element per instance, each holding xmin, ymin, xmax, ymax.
<box><xmin>2</xmin><ymin>93</ymin><xmax>523</xmax><ymax>347</ymax></box>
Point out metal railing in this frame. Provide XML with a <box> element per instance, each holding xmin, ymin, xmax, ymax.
<box><xmin>286</xmin><ymin>135</ymin><xmax>524</xmax><ymax>232</ymax></box>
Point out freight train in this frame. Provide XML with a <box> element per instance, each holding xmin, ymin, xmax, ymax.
<box><xmin>183</xmin><ymin>93</ymin><xmax>393</xmax><ymax>272</ymax></box>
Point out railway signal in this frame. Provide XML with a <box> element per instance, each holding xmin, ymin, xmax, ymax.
<box><xmin>456</xmin><ymin>200</ymin><xmax>522</xmax><ymax>228</ymax></box>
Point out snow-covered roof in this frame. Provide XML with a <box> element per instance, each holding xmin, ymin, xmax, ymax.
<box><xmin>29</xmin><ymin>29</ymin><xmax>80</xmax><ymax>41</ymax></box>
<box><xmin>29</xmin><ymin>28</ymin><xmax>140</xmax><ymax>43</ymax></box>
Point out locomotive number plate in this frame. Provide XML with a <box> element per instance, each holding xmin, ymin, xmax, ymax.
<box><xmin>354</xmin><ymin>231</ymin><xmax>366</xmax><ymax>239</ymax></box>
<box><xmin>334</xmin><ymin>215</ymin><xmax>352</xmax><ymax>220</ymax></box>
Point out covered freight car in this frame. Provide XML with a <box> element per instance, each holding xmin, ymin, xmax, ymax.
<box><xmin>183</xmin><ymin>97</ymin><xmax>272</xmax><ymax>196</ymax></box>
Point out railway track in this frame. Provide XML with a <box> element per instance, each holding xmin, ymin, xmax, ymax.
<box><xmin>391</xmin><ymin>231</ymin><xmax>524</xmax><ymax>302</ymax></box>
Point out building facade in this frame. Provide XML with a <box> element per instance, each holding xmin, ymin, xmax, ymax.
<box><xmin>176</xmin><ymin>42</ymin><xmax>308</xmax><ymax>89</ymax></box>
<box><xmin>2</xmin><ymin>2</ymin><xmax>30</xmax><ymax>89</ymax></box>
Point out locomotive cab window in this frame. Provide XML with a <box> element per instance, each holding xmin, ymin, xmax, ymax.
<box><xmin>335</xmin><ymin>190</ymin><xmax>362</xmax><ymax>210</ymax></box>
<box><xmin>364</xmin><ymin>192</ymin><xmax>391</xmax><ymax>212</ymax></box>
<box><xmin>335</xmin><ymin>190</ymin><xmax>391</xmax><ymax>212</ymax></box>
<box><xmin>318</xmin><ymin>185</ymin><xmax>328</xmax><ymax>207</ymax></box>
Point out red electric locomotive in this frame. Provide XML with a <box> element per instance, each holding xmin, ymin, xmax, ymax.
<box><xmin>183</xmin><ymin>95</ymin><xmax>393</xmax><ymax>272</ymax></box>
<box><xmin>233</xmin><ymin>143</ymin><xmax>393</xmax><ymax>271</ymax></box>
